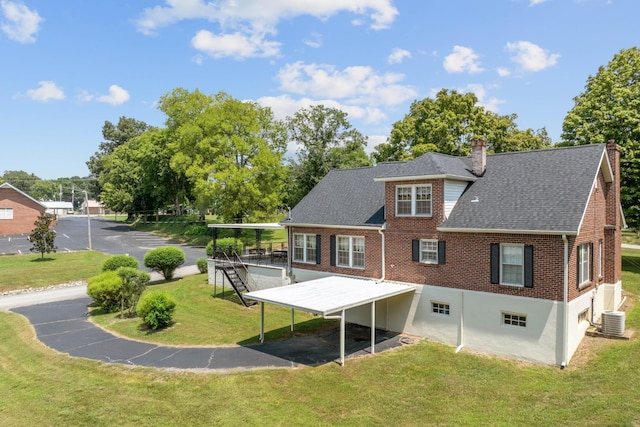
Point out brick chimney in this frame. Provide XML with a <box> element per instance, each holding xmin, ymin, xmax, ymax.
<box><xmin>605</xmin><ymin>139</ymin><xmax>622</xmax><ymax>283</ymax></box>
<box><xmin>471</xmin><ymin>139</ymin><xmax>487</xmax><ymax>176</ymax></box>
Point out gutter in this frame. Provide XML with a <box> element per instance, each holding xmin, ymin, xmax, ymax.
<box><xmin>377</xmin><ymin>224</ymin><xmax>387</xmax><ymax>282</ymax></box>
<box><xmin>561</xmin><ymin>234</ymin><xmax>569</xmax><ymax>369</ymax></box>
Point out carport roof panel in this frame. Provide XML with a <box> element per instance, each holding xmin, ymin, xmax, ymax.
<box><xmin>244</xmin><ymin>276</ymin><xmax>415</xmax><ymax>316</ymax></box>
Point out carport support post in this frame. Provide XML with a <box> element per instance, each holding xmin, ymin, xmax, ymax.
<box><xmin>291</xmin><ymin>308</ymin><xmax>294</xmax><ymax>331</ymax></box>
<box><xmin>260</xmin><ymin>302</ymin><xmax>265</xmax><ymax>343</ymax></box>
<box><xmin>340</xmin><ymin>309</ymin><xmax>345</xmax><ymax>366</ymax></box>
<box><xmin>371</xmin><ymin>301</ymin><xmax>376</xmax><ymax>355</ymax></box>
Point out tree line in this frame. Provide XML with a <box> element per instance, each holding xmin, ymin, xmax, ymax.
<box><xmin>4</xmin><ymin>47</ymin><xmax>639</xmax><ymax>226</ymax></box>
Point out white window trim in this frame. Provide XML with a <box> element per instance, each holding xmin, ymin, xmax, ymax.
<box><xmin>293</xmin><ymin>233</ymin><xmax>316</xmax><ymax>264</ymax></box>
<box><xmin>395</xmin><ymin>184</ymin><xmax>432</xmax><ymax>217</ymax></box>
<box><xmin>598</xmin><ymin>239</ymin><xmax>603</xmax><ymax>279</ymax></box>
<box><xmin>420</xmin><ymin>239</ymin><xmax>439</xmax><ymax>264</ymax></box>
<box><xmin>500</xmin><ymin>243</ymin><xmax>524</xmax><ymax>287</ymax></box>
<box><xmin>502</xmin><ymin>312</ymin><xmax>527</xmax><ymax>328</ymax></box>
<box><xmin>578</xmin><ymin>242</ymin><xmax>590</xmax><ymax>286</ymax></box>
<box><xmin>336</xmin><ymin>235</ymin><xmax>365</xmax><ymax>269</ymax></box>
<box><xmin>431</xmin><ymin>301</ymin><xmax>450</xmax><ymax>316</ymax></box>
<box><xmin>0</xmin><ymin>207</ymin><xmax>13</xmax><ymax>220</ymax></box>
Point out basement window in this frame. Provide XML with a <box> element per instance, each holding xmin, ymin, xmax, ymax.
<box><xmin>502</xmin><ymin>312</ymin><xmax>527</xmax><ymax>328</ymax></box>
<box><xmin>431</xmin><ymin>302</ymin><xmax>450</xmax><ymax>316</ymax></box>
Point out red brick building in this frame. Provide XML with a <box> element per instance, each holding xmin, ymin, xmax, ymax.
<box><xmin>0</xmin><ymin>183</ymin><xmax>46</xmax><ymax>235</ymax></box>
<box><xmin>282</xmin><ymin>142</ymin><xmax>624</xmax><ymax>366</ymax></box>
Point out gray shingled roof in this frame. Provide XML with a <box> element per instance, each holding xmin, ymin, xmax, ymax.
<box><xmin>375</xmin><ymin>152</ymin><xmax>476</xmax><ymax>180</ymax></box>
<box><xmin>440</xmin><ymin>144</ymin><xmax>607</xmax><ymax>233</ymax></box>
<box><xmin>285</xmin><ymin>144</ymin><xmax>608</xmax><ymax>233</ymax></box>
<box><xmin>283</xmin><ymin>162</ymin><xmax>404</xmax><ymax>228</ymax></box>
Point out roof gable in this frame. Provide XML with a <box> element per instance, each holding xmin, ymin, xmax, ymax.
<box><xmin>0</xmin><ymin>182</ymin><xmax>47</xmax><ymax>210</ymax></box>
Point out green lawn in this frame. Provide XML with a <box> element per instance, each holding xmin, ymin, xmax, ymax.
<box><xmin>0</xmin><ymin>250</ymin><xmax>638</xmax><ymax>425</ymax></box>
<box><xmin>91</xmin><ymin>275</ymin><xmax>336</xmax><ymax>346</ymax></box>
<box><xmin>0</xmin><ymin>251</ymin><xmax>111</xmax><ymax>292</ymax></box>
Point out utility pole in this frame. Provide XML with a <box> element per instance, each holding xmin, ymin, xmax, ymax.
<box><xmin>71</xmin><ymin>186</ymin><xmax>75</xmax><ymax>209</ymax></box>
<box><xmin>59</xmin><ymin>184</ymin><xmax>62</xmax><ymax>201</ymax></box>
<box><xmin>83</xmin><ymin>190</ymin><xmax>92</xmax><ymax>250</ymax></box>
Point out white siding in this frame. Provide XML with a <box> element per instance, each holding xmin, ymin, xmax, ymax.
<box><xmin>444</xmin><ymin>180</ymin><xmax>468</xmax><ymax>219</ymax></box>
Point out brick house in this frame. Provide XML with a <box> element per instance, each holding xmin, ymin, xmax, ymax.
<box><xmin>281</xmin><ymin>141</ymin><xmax>624</xmax><ymax>366</ymax></box>
<box><xmin>0</xmin><ymin>182</ymin><xmax>47</xmax><ymax>235</ymax></box>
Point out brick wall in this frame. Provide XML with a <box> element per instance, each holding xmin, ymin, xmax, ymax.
<box><xmin>0</xmin><ymin>188</ymin><xmax>44</xmax><ymax>235</ymax></box>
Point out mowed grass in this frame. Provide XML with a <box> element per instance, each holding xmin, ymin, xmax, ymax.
<box><xmin>0</xmin><ymin>251</ymin><xmax>111</xmax><ymax>292</ymax></box>
<box><xmin>91</xmin><ymin>275</ymin><xmax>336</xmax><ymax>346</ymax></box>
<box><xmin>0</xmin><ymin>250</ymin><xmax>639</xmax><ymax>425</ymax></box>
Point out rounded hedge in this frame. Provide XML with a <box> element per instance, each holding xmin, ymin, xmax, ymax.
<box><xmin>196</xmin><ymin>257</ymin><xmax>208</xmax><ymax>274</ymax></box>
<box><xmin>102</xmin><ymin>254</ymin><xmax>139</xmax><ymax>272</ymax></box>
<box><xmin>143</xmin><ymin>246</ymin><xmax>185</xmax><ymax>280</ymax></box>
<box><xmin>87</xmin><ymin>271</ymin><xmax>122</xmax><ymax>312</ymax></box>
<box><xmin>136</xmin><ymin>292</ymin><xmax>176</xmax><ymax>330</ymax></box>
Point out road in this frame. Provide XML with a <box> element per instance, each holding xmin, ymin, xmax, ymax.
<box><xmin>0</xmin><ymin>216</ymin><xmax>207</xmax><ymax>267</ymax></box>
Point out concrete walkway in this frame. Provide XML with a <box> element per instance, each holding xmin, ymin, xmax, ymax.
<box><xmin>3</xmin><ymin>265</ymin><xmax>408</xmax><ymax>370</ymax></box>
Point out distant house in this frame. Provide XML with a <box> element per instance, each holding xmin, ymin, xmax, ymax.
<box><xmin>281</xmin><ymin>141</ymin><xmax>624</xmax><ymax>366</ymax></box>
<box><xmin>42</xmin><ymin>201</ymin><xmax>74</xmax><ymax>216</ymax></box>
<box><xmin>0</xmin><ymin>182</ymin><xmax>47</xmax><ymax>235</ymax></box>
<box><xmin>81</xmin><ymin>199</ymin><xmax>105</xmax><ymax>216</ymax></box>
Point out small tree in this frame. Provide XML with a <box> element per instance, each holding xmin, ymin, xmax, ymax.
<box><xmin>144</xmin><ymin>246</ymin><xmax>185</xmax><ymax>280</ymax></box>
<box><xmin>29</xmin><ymin>213</ymin><xmax>57</xmax><ymax>258</ymax></box>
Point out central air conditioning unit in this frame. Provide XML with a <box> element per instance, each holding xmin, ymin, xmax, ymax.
<box><xmin>601</xmin><ymin>311</ymin><xmax>626</xmax><ymax>336</ymax></box>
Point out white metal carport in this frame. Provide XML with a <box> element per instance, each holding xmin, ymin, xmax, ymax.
<box><xmin>244</xmin><ymin>276</ymin><xmax>415</xmax><ymax>365</ymax></box>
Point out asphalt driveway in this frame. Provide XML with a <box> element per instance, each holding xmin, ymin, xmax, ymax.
<box><xmin>10</xmin><ymin>297</ymin><xmax>407</xmax><ymax>370</ymax></box>
<box><xmin>0</xmin><ymin>216</ymin><xmax>206</xmax><ymax>267</ymax></box>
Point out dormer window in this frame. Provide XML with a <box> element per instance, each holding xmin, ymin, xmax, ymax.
<box><xmin>396</xmin><ymin>185</ymin><xmax>432</xmax><ymax>217</ymax></box>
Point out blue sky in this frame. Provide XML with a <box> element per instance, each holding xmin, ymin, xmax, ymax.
<box><xmin>0</xmin><ymin>0</ymin><xmax>637</xmax><ymax>180</ymax></box>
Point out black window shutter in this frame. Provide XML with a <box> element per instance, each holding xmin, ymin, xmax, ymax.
<box><xmin>490</xmin><ymin>243</ymin><xmax>500</xmax><ymax>284</ymax></box>
<box><xmin>524</xmin><ymin>245</ymin><xmax>534</xmax><ymax>288</ymax></box>
<box><xmin>438</xmin><ymin>241</ymin><xmax>446</xmax><ymax>265</ymax></box>
<box><xmin>330</xmin><ymin>235</ymin><xmax>336</xmax><ymax>266</ymax></box>
<box><xmin>315</xmin><ymin>235</ymin><xmax>321</xmax><ymax>264</ymax></box>
<box><xmin>412</xmin><ymin>239</ymin><xmax>420</xmax><ymax>262</ymax></box>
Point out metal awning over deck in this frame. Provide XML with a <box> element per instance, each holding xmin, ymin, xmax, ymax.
<box><xmin>244</xmin><ymin>276</ymin><xmax>415</xmax><ymax>365</ymax></box>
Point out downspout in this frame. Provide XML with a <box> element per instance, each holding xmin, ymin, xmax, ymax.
<box><xmin>561</xmin><ymin>234</ymin><xmax>569</xmax><ymax>369</ymax></box>
<box><xmin>377</xmin><ymin>224</ymin><xmax>386</xmax><ymax>282</ymax></box>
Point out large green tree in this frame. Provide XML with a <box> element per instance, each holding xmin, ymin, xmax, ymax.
<box><xmin>0</xmin><ymin>170</ymin><xmax>40</xmax><ymax>194</ymax></box>
<box><xmin>286</xmin><ymin>105</ymin><xmax>371</xmax><ymax>207</ymax></box>
<box><xmin>159</xmin><ymin>88</ymin><xmax>287</xmax><ymax>222</ymax></box>
<box><xmin>86</xmin><ymin>117</ymin><xmax>152</xmax><ymax>198</ymax></box>
<box><xmin>373</xmin><ymin>89</ymin><xmax>551</xmax><ymax>162</ymax></box>
<box><xmin>561</xmin><ymin>47</ymin><xmax>640</xmax><ymax>227</ymax></box>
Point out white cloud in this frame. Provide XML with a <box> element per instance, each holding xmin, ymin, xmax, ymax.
<box><xmin>443</xmin><ymin>45</ymin><xmax>483</xmax><ymax>74</ymax></box>
<box><xmin>191</xmin><ymin>29</ymin><xmax>281</xmax><ymax>58</ymax></box>
<box><xmin>304</xmin><ymin>32</ymin><xmax>322</xmax><ymax>48</ymax></box>
<box><xmin>506</xmin><ymin>41</ymin><xmax>559</xmax><ymax>72</ymax></box>
<box><xmin>388</xmin><ymin>48</ymin><xmax>411</xmax><ymax>64</ymax></box>
<box><xmin>276</xmin><ymin>61</ymin><xmax>416</xmax><ymax>106</ymax></box>
<box><xmin>26</xmin><ymin>81</ymin><xmax>64</xmax><ymax>102</ymax></box>
<box><xmin>135</xmin><ymin>0</ymin><xmax>398</xmax><ymax>35</ymax></box>
<box><xmin>0</xmin><ymin>0</ymin><xmax>43</xmax><ymax>43</ymax></box>
<box><xmin>497</xmin><ymin>67</ymin><xmax>511</xmax><ymax>77</ymax></box>
<box><xmin>529</xmin><ymin>0</ymin><xmax>549</xmax><ymax>5</ymax></box>
<box><xmin>96</xmin><ymin>85</ymin><xmax>130</xmax><ymax>105</ymax></box>
<box><xmin>462</xmin><ymin>83</ymin><xmax>504</xmax><ymax>113</ymax></box>
<box><xmin>135</xmin><ymin>1</ymin><xmax>397</xmax><ymax>59</ymax></box>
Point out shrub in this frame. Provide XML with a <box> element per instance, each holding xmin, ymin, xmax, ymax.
<box><xmin>102</xmin><ymin>254</ymin><xmax>139</xmax><ymax>272</ymax></box>
<box><xmin>117</xmin><ymin>267</ymin><xmax>151</xmax><ymax>317</ymax></box>
<box><xmin>87</xmin><ymin>271</ymin><xmax>122</xmax><ymax>312</ymax></box>
<box><xmin>144</xmin><ymin>246</ymin><xmax>185</xmax><ymax>280</ymax></box>
<box><xmin>196</xmin><ymin>257</ymin><xmax>208</xmax><ymax>274</ymax></box>
<box><xmin>206</xmin><ymin>238</ymin><xmax>243</xmax><ymax>258</ymax></box>
<box><xmin>136</xmin><ymin>292</ymin><xmax>176</xmax><ymax>330</ymax></box>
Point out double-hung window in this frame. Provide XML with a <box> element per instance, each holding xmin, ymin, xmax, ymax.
<box><xmin>336</xmin><ymin>236</ymin><xmax>365</xmax><ymax>268</ymax></box>
<box><xmin>396</xmin><ymin>185</ymin><xmax>431</xmax><ymax>216</ymax></box>
<box><xmin>0</xmin><ymin>208</ymin><xmax>13</xmax><ymax>220</ymax></box>
<box><xmin>421</xmin><ymin>240</ymin><xmax>438</xmax><ymax>264</ymax></box>
<box><xmin>578</xmin><ymin>242</ymin><xmax>592</xmax><ymax>286</ymax></box>
<box><xmin>293</xmin><ymin>233</ymin><xmax>317</xmax><ymax>264</ymax></box>
<box><xmin>490</xmin><ymin>243</ymin><xmax>533</xmax><ymax>288</ymax></box>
